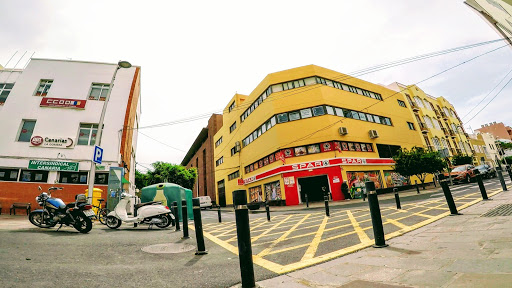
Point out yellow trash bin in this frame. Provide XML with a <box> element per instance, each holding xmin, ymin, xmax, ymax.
<box><xmin>85</xmin><ymin>188</ymin><xmax>103</xmax><ymax>214</ymax></box>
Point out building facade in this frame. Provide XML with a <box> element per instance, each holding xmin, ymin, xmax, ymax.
<box><xmin>181</xmin><ymin>114</ymin><xmax>223</xmax><ymax>203</ymax></box>
<box><xmin>465</xmin><ymin>0</ymin><xmax>512</xmax><ymax>47</ymax></box>
<box><xmin>475</xmin><ymin>121</ymin><xmax>512</xmax><ymax>141</ymax></box>
<box><xmin>387</xmin><ymin>83</ymin><xmax>472</xmax><ymax>159</ymax></box>
<box><xmin>469</xmin><ymin>133</ymin><xmax>492</xmax><ymax>165</ymax></box>
<box><xmin>213</xmin><ymin>65</ymin><xmax>428</xmax><ymax>207</ymax></box>
<box><xmin>0</xmin><ymin>59</ymin><xmax>141</xmax><ymax>213</ymax></box>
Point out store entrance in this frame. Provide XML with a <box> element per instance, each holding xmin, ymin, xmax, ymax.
<box><xmin>298</xmin><ymin>175</ymin><xmax>330</xmax><ymax>203</ymax></box>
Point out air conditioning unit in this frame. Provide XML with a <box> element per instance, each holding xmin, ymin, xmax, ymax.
<box><xmin>339</xmin><ymin>127</ymin><xmax>348</xmax><ymax>135</ymax></box>
<box><xmin>369</xmin><ymin>130</ymin><xmax>379</xmax><ymax>139</ymax></box>
<box><xmin>235</xmin><ymin>141</ymin><xmax>241</xmax><ymax>152</ymax></box>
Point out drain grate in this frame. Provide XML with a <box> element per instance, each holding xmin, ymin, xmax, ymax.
<box><xmin>481</xmin><ymin>204</ymin><xmax>512</xmax><ymax>217</ymax></box>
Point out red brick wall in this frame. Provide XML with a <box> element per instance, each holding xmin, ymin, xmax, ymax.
<box><xmin>0</xmin><ymin>182</ymin><xmax>108</xmax><ymax>214</ymax></box>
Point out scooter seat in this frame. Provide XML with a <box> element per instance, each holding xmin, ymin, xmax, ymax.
<box><xmin>134</xmin><ymin>201</ymin><xmax>162</xmax><ymax>210</ymax></box>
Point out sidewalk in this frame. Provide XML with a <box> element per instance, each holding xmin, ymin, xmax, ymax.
<box><xmin>257</xmin><ymin>189</ymin><xmax>512</xmax><ymax>287</ymax></box>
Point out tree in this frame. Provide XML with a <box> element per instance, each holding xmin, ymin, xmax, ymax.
<box><xmin>135</xmin><ymin>162</ymin><xmax>198</xmax><ymax>190</ymax></box>
<box><xmin>393</xmin><ymin>147</ymin><xmax>446</xmax><ymax>189</ymax></box>
<box><xmin>498</xmin><ymin>141</ymin><xmax>512</xmax><ymax>150</ymax></box>
<box><xmin>452</xmin><ymin>154</ymin><xmax>473</xmax><ymax>166</ymax></box>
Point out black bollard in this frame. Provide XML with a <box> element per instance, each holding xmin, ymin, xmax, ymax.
<box><xmin>305</xmin><ymin>194</ymin><xmax>309</xmax><ymax>208</ymax></box>
<box><xmin>394</xmin><ymin>188</ymin><xmax>401</xmax><ymax>209</ymax></box>
<box><xmin>440</xmin><ymin>180</ymin><xmax>460</xmax><ymax>215</ymax></box>
<box><xmin>507</xmin><ymin>166</ymin><xmax>512</xmax><ymax>182</ymax></box>
<box><xmin>366</xmin><ymin>181</ymin><xmax>388</xmax><ymax>248</ymax></box>
<box><xmin>172</xmin><ymin>201</ymin><xmax>181</xmax><ymax>231</ymax></box>
<box><xmin>497</xmin><ymin>169</ymin><xmax>507</xmax><ymax>191</ymax></box>
<box><xmin>217</xmin><ymin>205</ymin><xmax>222</xmax><ymax>223</ymax></box>
<box><xmin>324</xmin><ymin>193</ymin><xmax>330</xmax><ymax>217</ymax></box>
<box><xmin>433</xmin><ymin>175</ymin><xmax>437</xmax><ymax>187</ymax></box>
<box><xmin>192</xmin><ymin>198</ymin><xmax>208</xmax><ymax>255</ymax></box>
<box><xmin>232</xmin><ymin>190</ymin><xmax>255</xmax><ymax>288</ymax></box>
<box><xmin>476</xmin><ymin>174</ymin><xmax>489</xmax><ymax>200</ymax></box>
<box><xmin>415</xmin><ymin>180</ymin><xmax>420</xmax><ymax>194</ymax></box>
<box><xmin>265</xmin><ymin>201</ymin><xmax>270</xmax><ymax>222</ymax></box>
<box><xmin>181</xmin><ymin>200</ymin><xmax>190</xmax><ymax>239</ymax></box>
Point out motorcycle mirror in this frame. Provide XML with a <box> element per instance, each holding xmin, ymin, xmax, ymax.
<box><xmin>38</xmin><ymin>186</ymin><xmax>42</xmax><ymax>191</ymax></box>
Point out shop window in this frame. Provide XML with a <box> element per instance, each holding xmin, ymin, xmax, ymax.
<box><xmin>18</xmin><ymin>120</ymin><xmax>36</xmax><ymax>142</ymax></box>
<box><xmin>249</xmin><ymin>186</ymin><xmax>263</xmax><ymax>202</ymax></box>
<box><xmin>60</xmin><ymin>171</ymin><xmax>88</xmax><ymax>184</ymax></box>
<box><xmin>94</xmin><ymin>172</ymin><xmax>109</xmax><ymax>184</ymax></box>
<box><xmin>89</xmin><ymin>83</ymin><xmax>110</xmax><ymax>101</ymax></box>
<box><xmin>376</xmin><ymin>144</ymin><xmax>402</xmax><ymax>158</ymax></box>
<box><xmin>20</xmin><ymin>170</ymin><xmax>48</xmax><ymax>183</ymax></box>
<box><xmin>277</xmin><ymin>113</ymin><xmax>288</xmax><ymax>123</ymax></box>
<box><xmin>311</xmin><ymin>106</ymin><xmax>325</xmax><ymax>116</ymax></box>
<box><xmin>300</xmin><ymin>108</ymin><xmax>312</xmax><ymax>119</ymax></box>
<box><xmin>0</xmin><ymin>168</ymin><xmax>19</xmax><ymax>181</ymax></box>
<box><xmin>289</xmin><ymin>111</ymin><xmax>300</xmax><ymax>121</ymax></box>
<box><xmin>326</xmin><ymin>106</ymin><xmax>335</xmax><ymax>115</ymax></box>
<box><xmin>264</xmin><ymin>181</ymin><xmax>282</xmax><ymax>201</ymax></box>
<box><xmin>346</xmin><ymin>171</ymin><xmax>383</xmax><ymax>199</ymax></box>
<box><xmin>34</xmin><ymin>79</ymin><xmax>53</xmax><ymax>96</ymax></box>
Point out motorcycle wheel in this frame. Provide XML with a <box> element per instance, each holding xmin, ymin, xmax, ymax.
<box><xmin>106</xmin><ymin>216</ymin><xmax>122</xmax><ymax>229</ymax></box>
<box><xmin>29</xmin><ymin>211</ymin><xmax>57</xmax><ymax>228</ymax></box>
<box><xmin>155</xmin><ymin>214</ymin><xmax>173</xmax><ymax>228</ymax></box>
<box><xmin>73</xmin><ymin>213</ymin><xmax>93</xmax><ymax>234</ymax></box>
<box><xmin>98</xmin><ymin>208</ymin><xmax>110</xmax><ymax>225</ymax></box>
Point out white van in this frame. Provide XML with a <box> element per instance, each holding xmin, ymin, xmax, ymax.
<box><xmin>199</xmin><ymin>196</ymin><xmax>213</xmax><ymax>209</ymax></box>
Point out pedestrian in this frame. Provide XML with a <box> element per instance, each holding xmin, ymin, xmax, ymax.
<box><xmin>362</xmin><ymin>188</ymin><xmax>367</xmax><ymax>201</ymax></box>
<box><xmin>341</xmin><ymin>181</ymin><xmax>351</xmax><ymax>200</ymax></box>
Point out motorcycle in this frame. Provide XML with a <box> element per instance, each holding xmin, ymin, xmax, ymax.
<box><xmin>106</xmin><ymin>192</ymin><xmax>174</xmax><ymax>229</ymax></box>
<box><xmin>29</xmin><ymin>186</ymin><xmax>93</xmax><ymax>234</ymax></box>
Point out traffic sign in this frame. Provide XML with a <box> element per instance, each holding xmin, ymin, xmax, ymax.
<box><xmin>93</xmin><ymin>146</ymin><xmax>103</xmax><ymax>164</ymax></box>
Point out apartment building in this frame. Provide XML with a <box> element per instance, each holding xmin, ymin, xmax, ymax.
<box><xmin>475</xmin><ymin>121</ymin><xmax>512</xmax><ymax>141</ymax></box>
<box><xmin>465</xmin><ymin>0</ymin><xmax>512</xmax><ymax>47</ymax></box>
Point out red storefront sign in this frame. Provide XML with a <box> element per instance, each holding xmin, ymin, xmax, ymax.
<box><xmin>40</xmin><ymin>97</ymin><xmax>86</xmax><ymax>109</ymax></box>
<box><xmin>237</xmin><ymin>179</ymin><xmax>244</xmax><ymax>186</ymax></box>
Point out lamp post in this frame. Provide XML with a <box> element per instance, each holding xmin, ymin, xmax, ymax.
<box><xmin>87</xmin><ymin>60</ymin><xmax>132</xmax><ymax>204</ymax></box>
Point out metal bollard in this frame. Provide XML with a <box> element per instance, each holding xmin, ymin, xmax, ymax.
<box><xmin>265</xmin><ymin>201</ymin><xmax>270</xmax><ymax>222</ymax></box>
<box><xmin>324</xmin><ymin>193</ymin><xmax>330</xmax><ymax>217</ymax></box>
<box><xmin>217</xmin><ymin>205</ymin><xmax>222</xmax><ymax>223</ymax></box>
<box><xmin>507</xmin><ymin>166</ymin><xmax>512</xmax><ymax>182</ymax></box>
<box><xmin>497</xmin><ymin>169</ymin><xmax>508</xmax><ymax>191</ymax></box>
<box><xmin>366</xmin><ymin>181</ymin><xmax>388</xmax><ymax>248</ymax></box>
<box><xmin>192</xmin><ymin>198</ymin><xmax>208</xmax><ymax>255</ymax></box>
<box><xmin>181</xmin><ymin>200</ymin><xmax>190</xmax><ymax>239</ymax></box>
<box><xmin>233</xmin><ymin>190</ymin><xmax>256</xmax><ymax>288</ymax></box>
<box><xmin>476</xmin><ymin>174</ymin><xmax>489</xmax><ymax>200</ymax></box>
<box><xmin>394</xmin><ymin>188</ymin><xmax>401</xmax><ymax>209</ymax></box>
<box><xmin>415</xmin><ymin>180</ymin><xmax>420</xmax><ymax>194</ymax></box>
<box><xmin>305</xmin><ymin>194</ymin><xmax>309</xmax><ymax>208</ymax></box>
<box><xmin>440</xmin><ymin>180</ymin><xmax>460</xmax><ymax>215</ymax></box>
<box><xmin>172</xmin><ymin>201</ymin><xmax>181</xmax><ymax>231</ymax></box>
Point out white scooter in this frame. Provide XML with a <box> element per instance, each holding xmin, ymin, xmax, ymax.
<box><xmin>106</xmin><ymin>193</ymin><xmax>174</xmax><ymax>229</ymax></box>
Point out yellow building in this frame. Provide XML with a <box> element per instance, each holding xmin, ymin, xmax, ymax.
<box><xmin>469</xmin><ymin>133</ymin><xmax>493</xmax><ymax>166</ymax></box>
<box><xmin>387</xmin><ymin>83</ymin><xmax>473</xmax><ymax>160</ymax></box>
<box><xmin>213</xmin><ymin>65</ymin><xmax>428</xmax><ymax>206</ymax></box>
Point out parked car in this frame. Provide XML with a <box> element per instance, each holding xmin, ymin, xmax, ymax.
<box><xmin>474</xmin><ymin>164</ymin><xmax>496</xmax><ymax>179</ymax></box>
<box><xmin>199</xmin><ymin>196</ymin><xmax>213</xmax><ymax>209</ymax></box>
<box><xmin>443</xmin><ymin>164</ymin><xmax>478</xmax><ymax>183</ymax></box>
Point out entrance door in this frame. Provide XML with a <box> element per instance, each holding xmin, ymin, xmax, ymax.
<box><xmin>217</xmin><ymin>180</ymin><xmax>226</xmax><ymax>207</ymax></box>
<box><xmin>298</xmin><ymin>175</ymin><xmax>330</xmax><ymax>203</ymax></box>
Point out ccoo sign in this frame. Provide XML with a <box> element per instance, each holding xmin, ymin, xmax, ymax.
<box><xmin>40</xmin><ymin>97</ymin><xmax>86</xmax><ymax>109</ymax></box>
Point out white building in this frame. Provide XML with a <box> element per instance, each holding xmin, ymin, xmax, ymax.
<box><xmin>479</xmin><ymin>132</ymin><xmax>501</xmax><ymax>166</ymax></box>
<box><xmin>465</xmin><ymin>0</ymin><xmax>512</xmax><ymax>47</ymax></box>
<box><xmin>0</xmin><ymin>58</ymin><xmax>141</xmax><ymax>212</ymax></box>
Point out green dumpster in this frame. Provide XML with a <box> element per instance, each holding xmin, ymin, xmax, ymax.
<box><xmin>140</xmin><ymin>183</ymin><xmax>194</xmax><ymax>220</ymax></box>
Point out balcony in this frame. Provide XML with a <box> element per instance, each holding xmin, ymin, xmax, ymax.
<box><xmin>450</xmin><ymin>148</ymin><xmax>456</xmax><ymax>155</ymax></box>
<box><xmin>434</xmin><ymin>110</ymin><xmax>441</xmax><ymax>118</ymax></box>
<box><xmin>440</xmin><ymin>111</ymin><xmax>448</xmax><ymax>120</ymax></box>
<box><xmin>464</xmin><ymin>132</ymin><xmax>469</xmax><ymax>138</ymax></box>
<box><xmin>455</xmin><ymin>148</ymin><xmax>463</xmax><ymax>155</ymax></box>
<box><xmin>426</xmin><ymin>145</ymin><xmax>435</xmax><ymax>151</ymax></box>
<box><xmin>447</xmin><ymin>129</ymin><xmax>456</xmax><ymax>138</ymax></box>
<box><xmin>411</xmin><ymin>102</ymin><xmax>420</xmax><ymax>112</ymax></box>
<box><xmin>418</xmin><ymin>122</ymin><xmax>429</xmax><ymax>133</ymax></box>
<box><xmin>441</xmin><ymin>127</ymin><xmax>448</xmax><ymax>136</ymax></box>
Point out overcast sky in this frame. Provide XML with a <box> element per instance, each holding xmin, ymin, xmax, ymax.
<box><xmin>2</xmin><ymin>0</ymin><xmax>512</xmax><ymax>170</ymax></box>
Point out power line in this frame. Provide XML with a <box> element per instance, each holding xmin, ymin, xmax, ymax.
<box><xmin>464</xmin><ymin>75</ymin><xmax>512</xmax><ymax>123</ymax></box>
<box><xmin>138</xmin><ymin>131</ymin><xmax>186</xmax><ymax>152</ymax></box>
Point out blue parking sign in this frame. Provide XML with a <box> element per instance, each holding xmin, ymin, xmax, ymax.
<box><xmin>93</xmin><ymin>146</ymin><xmax>103</xmax><ymax>164</ymax></box>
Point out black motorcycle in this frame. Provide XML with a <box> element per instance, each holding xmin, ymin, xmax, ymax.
<box><xmin>29</xmin><ymin>186</ymin><xmax>93</xmax><ymax>233</ymax></box>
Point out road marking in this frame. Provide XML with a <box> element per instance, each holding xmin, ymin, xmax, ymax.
<box><xmin>386</xmin><ymin>218</ymin><xmax>408</xmax><ymax>229</ymax></box>
<box><xmin>301</xmin><ymin>216</ymin><xmax>329</xmax><ymax>261</ymax></box>
<box><xmin>347</xmin><ymin>210</ymin><xmax>370</xmax><ymax>243</ymax></box>
<box><xmin>258</xmin><ymin>214</ymin><xmax>311</xmax><ymax>257</ymax></box>
<box><xmin>251</xmin><ymin>215</ymin><xmax>293</xmax><ymax>243</ymax></box>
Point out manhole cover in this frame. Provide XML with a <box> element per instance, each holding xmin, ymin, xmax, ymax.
<box><xmin>481</xmin><ymin>204</ymin><xmax>512</xmax><ymax>217</ymax></box>
<box><xmin>142</xmin><ymin>243</ymin><xmax>196</xmax><ymax>254</ymax></box>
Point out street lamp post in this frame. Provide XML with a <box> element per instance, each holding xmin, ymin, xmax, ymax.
<box><xmin>87</xmin><ymin>60</ymin><xmax>132</xmax><ymax>204</ymax></box>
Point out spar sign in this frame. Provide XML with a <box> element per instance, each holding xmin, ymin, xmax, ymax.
<box><xmin>40</xmin><ymin>97</ymin><xmax>86</xmax><ymax>109</ymax></box>
<box><xmin>28</xmin><ymin>160</ymin><xmax>79</xmax><ymax>172</ymax></box>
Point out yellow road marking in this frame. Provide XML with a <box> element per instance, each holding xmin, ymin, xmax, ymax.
<box><xmin>385</xmin><ymin>218</ymin><xmax>408</xmax><ymax>230</ymax></box>
<box><xmin>251</xmin><ymin>215</ymin><xmax>293</xmax><ymax>243</ymax></box>
<box><xmin>258</xmin><ymin>214</ymin><xmax>311</xmax><ymax>257</ymax></box>
<box><xmin>224</xmin><ymin>217</ymin><xmax>277</xmax><ymax>241</ymax></box>
<box><xmin>301</xmin><ymin>216</ymin><xmax>329</xmax><ymax>261</ymax></box>
<box><xmin>347</xmin><ymin>210</ymin><xmax>370</xmax><ymax>243</ymax></box>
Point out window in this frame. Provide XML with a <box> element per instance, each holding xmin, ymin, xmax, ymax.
<box><xmin>20</xmin><ymin>170</ymin><xmax>48</xmax><ymax>183</ymax></box>
<box><xmin>397</xmin><ymin>99</ymin><xmax>406</xmax><ymax>107</ymax></box>
<box><xmin>59</xmin><ymin>171</ymin><xmax>88</xmax><ymax>184</ymax></box>
<box><xmin>326</xmin><ymin>106</ymin><xmax>334</xmax><ymax>115</ymax></box>
<box><xmin>0</xmin><ymin>168</ymin><xmax>19</xmax><ymax>181</ymax></box>
<box><xmin>216</xmin><ymin>157</ymin><xmax>224</xmax><ymax>166</ymax></box>
<box><xmin>414</xmin><ymin>96</ymin><xmax>425</xmax><ymax>108</ymax></box>
<box><xmin>78</xmin><ymin>124</ymin><xmax>98</xmax><ymax>145</ymax></box>
<box><xmin>231</xmin><ymin>146</ymin><xmax>237</xmax><ymax>156</ymax></box>
<box><xmin>277</xmin><ymin>113</ymin><xmax>289</xmax><ymax>123</ymax></box>
<box><xmin>0</xmin><ymin>83</ymin><xmax>14</xmax><ymax>105</ymax></box>
<box><xmin>215</xmin><ymin>137</ymin><xmax>223</xmax><ymax>147</ymax></box>
<box><xmin>18</xmin><ymin>120</ymin><xmax>36</xmax><ymax>142</ymax></box>
<box><xmin>35</xmin><ymin>80</ymin><xmax>53</xmax><ymax>96</ymax></box>
<box><xmin>300</xmin><ymin>108</ymin><xmax>312</xmax><ymax>118</ymax></box>
<box><xmin>88</xmin><ymin>83</ymin><xmax>110</xmax><ymax>101</ymax></box>
<box><xmin>311</xmin><ymin>106</ymin><xmax>325</xmax><ymax>116</ymax></box>
<box><xmin>423</xmin><ymin>116</ymin><xmax>433</xmax><ymax>128</ymax></box>
<box><xmin>229</xmin><ymin>122</ymin><xmax>237</xmax><ymax>133</ymax></box>
<box><xmin>376</xmin><ymin>144</ymin><xmax>402</xmax><ymax>158</ymax></box>
<box><xmin>94</xmin><ymin>172</ymin><xmax>108</xmax><ymax>184</ymax></box>
<box><xmin>228</xmin><ymin>170</ymin><xmax>240</xmax><ymax>181</ymax></box>
<box><xmin>407</xmin><ymin>122</ymin><xmax>415</xmax><ymax>130</ymax></box>
<box><xmin>228</xmin><ymin>101</ymin><xmax>236</xmax><ymax>112</ymax></box>
<box><xmin>289</xmin><ymin>111</ymin><xmax>300</xmax><ymax>121</ymax></box>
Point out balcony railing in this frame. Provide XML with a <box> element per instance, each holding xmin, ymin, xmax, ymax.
<box><xmin>455</xmin><ymin>148</ymin><xmax>463</xmax><ymax>155</ymax></box>
<box><xmin>418</xmin><ymin>122</ymin><xmax>429</xmax><ymax>133</ymax></box>
<box><xmin>411</xmin><ymin>102</ymin><xmax>420</xmax><ymax>111</ymax></box>
<box><xmin>450</xmin><ymin>148</ymin><xmax>456</xmax><ymax>155</ymax></box>
<box><xmin>440</xmin><ymin>111</ymin><xmax>448</xmax><ymax>120</ymax></box>
<box><xmin>434</xmin><ymin>110</ymin><xmax>441</xmax><ymax>118</ymax></box>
